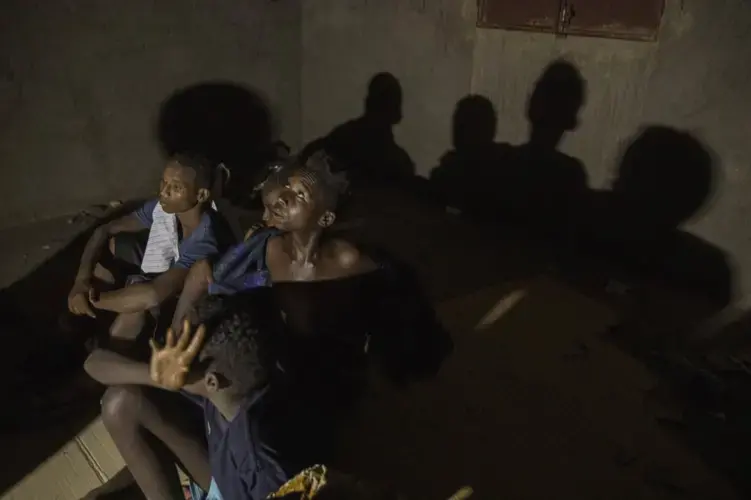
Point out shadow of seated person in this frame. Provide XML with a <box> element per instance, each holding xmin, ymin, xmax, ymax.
<box><xmin>505</xmin><ymin>59</ymin><xmax>589</xmax><ymax>235</ymax></box>
<box><xmin>158</xmin><ymin>81</ymin><xmax>277</xmax><ymax>207</ymax></box>
<box><xmin>300</xmin><ymin>72</ymin><xmax>415</xmax><ymax>186</ymax></box>
<box><xmin>584</xmin><ymin>126</ymin><xmax>732</xmax><ymax>308</ymax></box>
<box><xmin>429</xmin><ymin>95</ymin><xmax>514</xmax><ymax>217</ymax></box>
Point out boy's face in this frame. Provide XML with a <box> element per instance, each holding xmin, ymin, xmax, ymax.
<box><xmin>261</xmin><ymin>181</ymin><xmax>284</xmax><ymax>228</ymax></box>
<box><xmin>159</xmin><ymin>161</ymin><xmax>209</xmax><ymax>214</ymax></box>
<box><xmin>263</xmin><ymin>168</ymin><xmax>335</xmax><ymax>232</ymax></box>
<box><xmin>181</xmin><ymin>359</ymin><xmax>223</xmax><ymax>398</ymax></box>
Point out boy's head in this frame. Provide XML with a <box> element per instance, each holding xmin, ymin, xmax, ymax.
<box><xmin>184</xmin><ymin>295</ymin><xmax>274</xmax><ymax>399</ymax></box>
<box><xmin>159</xmin><ymin>152</ymin><xmax>213</xmax><ymax>214</ymax></box>
<box><xmin>262</xmin><ymin>151</ymin><xmax>349</xmax><ymax>232</ymax></box>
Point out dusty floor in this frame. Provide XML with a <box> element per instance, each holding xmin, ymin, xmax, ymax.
<box><xmin>0</xmin><ymin>188</ymin><xmax>747</xmax><ymax>499</ymax></box>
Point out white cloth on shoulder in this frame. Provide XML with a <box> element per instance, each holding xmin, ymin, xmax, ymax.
<box><xmin>140</xmin><ymin>201</ymin><xmax>218</xmax><ymax>274</ymax></box>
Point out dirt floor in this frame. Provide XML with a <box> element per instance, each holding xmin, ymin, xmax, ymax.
<box><xmin>0</xmin><ymin>187</ymin><xmax>748</xmax><ymax>499</ymax></box>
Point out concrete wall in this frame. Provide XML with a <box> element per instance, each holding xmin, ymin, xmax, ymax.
<box><xmin>3</xmin><ymin>0</ymin><xmax>751</xmax><ymax>299</ymax></box>
<box><xmin>301</xmin><ymin>0</ymin><xmax>476</xmax><ymax>175</ymax></box>
<box><xmin>0</xmin><ymin>0</ymin><xmax>300</xmax><ymax>228</ymax></box>
<box><xmin>301</xmin><ymin>0</ymin><xmax>751</xmax><ymax>301</ymax></box>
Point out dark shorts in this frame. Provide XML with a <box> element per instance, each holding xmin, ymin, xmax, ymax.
<box><xmin>111</xmin><ymin>231</ymin><xmax>161</xmax><ymax>284</ymax></box>
<box><xmin>111</xmin><ymin>230</ymin><xmax>149</xmax><ymax>274</ymax></box>
<box><xmin>110</xmin><ymin>231</ymin><xmax>164</xmax><ymax>324</ymax></box>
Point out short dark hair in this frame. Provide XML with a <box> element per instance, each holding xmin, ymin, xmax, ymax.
<box><xmin>170</xmin><ymin>152</ymin><xmax>214</xmax><ymax>190</ymax></box>
<box><xmin>302</xmin><ymin>150</ymin><xmax>350</xmax><ymax>210</ymax></box>
<box><xmin>193</xmin><ymin>294</ymin><xmax>274</xmax><ymax>394</ymax></box>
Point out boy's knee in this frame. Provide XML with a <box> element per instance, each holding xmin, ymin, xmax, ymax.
<box><xmin>101</xmin><ymin>386</ymin><xmax>143</xmax><ymax>429</ymax></box>
<box><xmin>110</xmin><ymin>312</ymin><xmax>146</xmax><ymax>340</ymax></box>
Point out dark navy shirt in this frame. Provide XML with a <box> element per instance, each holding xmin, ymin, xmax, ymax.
<box><xmin>185</xmin><ymin>387</ymin><xmax>309</xmax><ymax>500</ymax></box>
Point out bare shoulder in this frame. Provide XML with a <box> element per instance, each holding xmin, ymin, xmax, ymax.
<box><xmin>266</xmin><ymin>234</ymin><xmax>285</xmax><ymax>251</ymax></box>
<box><xmin>328</xmin><ymin>238</ymin><xmax>377</xmax><ymax>273</ymax></box>
<box><xmin>265</xmin><ymin>235</ymin><xmax>287</xmax><ymax>265</ymax></box>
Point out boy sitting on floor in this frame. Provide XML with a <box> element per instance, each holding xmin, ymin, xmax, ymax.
<box><xmin>84</xmin><ymin>294</ymin><xmax>319</xmax><ymax>500</ymax></box>
<box><xmin>66</xmin><ymin>152</ymin><xmax>233</xmax><ymax>345</ymax></box>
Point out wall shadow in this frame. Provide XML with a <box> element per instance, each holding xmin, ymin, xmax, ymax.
<box><xmin>429</xmin><ymin>95</ymin><xmax>514</xmax><ymax>215</ymax></box>
<box><xmin>431</xmin><ymin>60</ymin><xmax>589</xmax><ymax>237</ymax></box>
<box><xmin>429</xmin><ymin>59</ymin><xmax>731</xmax><ymax>335</ymax></box>
<box><xmin>420</xmin><ymin>60</ymin><xmax>742</xmax><ymax>495</ymax></box>
<box><xmin>578</xmin><ymin>126</ymin><xmax>731</xmax><ymax>309</ymax></box>
<box><xmin>158</xmin><ymin>81</ymin><xmax>278</xmax><ymax>205</ymax></box>
<box><xmin>0</xmin><ymin>83</ymin><xmax>281</xmax><ymax>495</ymax></box>
<box><xmin>300</xmin><ymin>72</ymin><xmax>415</xmax><ymax>186</ymax></box>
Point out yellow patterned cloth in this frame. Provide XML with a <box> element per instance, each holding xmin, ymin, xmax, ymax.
<box><xmin>267</xmin><ymin>464</ymin><xmax>330</xmax><ymax>499</ymax></box>
<box><xmin>267</xmin><ymin>464</ymin><xmax>402</xmax><ymax>499</ymax></box>
<box><xmin>267</xmin><ymin>465</ymin><xmax>473</xmax><ymax>500</ymax></box>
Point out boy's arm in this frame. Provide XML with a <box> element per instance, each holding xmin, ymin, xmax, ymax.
<box><xmin>85</xmin><ymin>323</ymin><xmax>204</xmax><ymax>389</ymax></box>
<box><xmin>75</xmin><ymin>211</ymin><xmax>150</xmax><ymax>286</ymax></box>
<box><xmin>84</xmin><ymin>349</ymin><xmax>156</xmax><ymax>387</ymax></box>
<box><xmin>68</xmin><ymin>214</ymin><xmax>148</xmax><ymax>318</ymax></box>
<box><xmin>92</xmin><ymin>210</ymin><xmax>219</xmax><ymax>314</ymax></box>
<box><xmin>91</xmin><ymin>266</ymin><xmax>190</xmax><ymax>313</ymax></box>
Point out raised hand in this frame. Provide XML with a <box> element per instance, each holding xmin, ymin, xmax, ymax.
<box><xmin>148</xmin><ymin>319</ymin><xmax>206</xmax><ymax>390</ymax></box>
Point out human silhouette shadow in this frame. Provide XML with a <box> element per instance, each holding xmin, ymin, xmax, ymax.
<box><xmin>158</xmin><ymin>81</ymin><xmax>279</xmax><ymax>205</ymax></box>
<box><xmin>429</xmin><ymin>95</ymin><xmax>514</xmax><ymax>215</ymax></box>
<box><xmin>510</xmin><ymin>60</ymin><xmax>589</xmax><ymax>234</ymax></box>
<box><xmin>430</xmin><ymin>60</ymin><xmax>588</xmax><ymax>236</ymax></box>
<box><xmin>300</xmin><ymin>72</ymin><xmax>415</xmax><ymax>186</ymax></box>
<box><xmin>582</xmin><ymin>126</ymin><xmax>732</xmax><ymax>309</ymax></box>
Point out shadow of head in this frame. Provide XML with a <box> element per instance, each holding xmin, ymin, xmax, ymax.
<box><xmin>158</xmin><ymin>82</ymin><xmax>273</xmax><ymax>181</ymax></box>
<box><xmin>364</xmin><ymin>72</ymin><xmax>403</xmax><ymax>126</ymax></box>
<box><xmin>527</xmin><ymin>60</ymin><xmax>586</xmax><ymax>137</ymax></box>
<box><xmin>613</xmin><ymin>126</ymin><xmax>717</xmax><ymax>229</ymax></box>
<box><xmin>452</xmin><ymin>94</ymin><xmax>497</xmax><ymax>151</ymax></box>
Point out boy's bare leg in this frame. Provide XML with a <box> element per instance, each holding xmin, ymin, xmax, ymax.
<box><xmin>105</xmin><ymin>311</ymin><xmax>148</xmax><ymax>357</ymax></box>
<box><xmin>90</xmin><ymin>385</ymin><xmax>210</xmax><ymax>499</ymax></box>
<box><xmin>109</xmin><ymin>312</ymin><xmax>147</xmax><ymax>341</ymax></box>
<box><xmin>90</xmin><ymin>237</ymin><xmax>126</xmax><ymax>288</ymax></box>
<box><xmin>93</xmin><ymin>263</ymin><xmax>117</xmax><ymax>286</ymax></box>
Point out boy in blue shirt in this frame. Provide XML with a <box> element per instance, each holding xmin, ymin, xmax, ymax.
<box><xmin>66</xmin><ymin>152</ymin><xmax>232</xmax><ymax>344</ymax></box>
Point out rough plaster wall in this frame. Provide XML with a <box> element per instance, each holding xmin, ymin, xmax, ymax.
<box><xmin>640</xmin><ymin>0</ymin><xmax>751</xmax><ymax>297</ymax></box>
<box><xmin>0</xmin><ymin>0</ymin><xmax>300</xmax><ymax>228</ymax></box>
<box><xmin>473</xmin><ymin>0</ymin><xmax>751</xmax><ymax>298</ymax></box>
<box><xmin>301</xmin><ymin>0</ymin><xmax>476</xmax><ymax>176</ymax></box>
<box><xmin>472</xmin><ymin>16</ymin><xmax>658</xmax><ymax>189</ymax></box>
<box><xmin>303</xmin><ymin>0</ymin><xmax>751</xmax><ymax>300</ymax></box>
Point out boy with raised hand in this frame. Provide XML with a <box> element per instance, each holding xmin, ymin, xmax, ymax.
<box><xmin>84</xmin><ymin>294</ymin><xmax>316</xmax><ymax>500</ymax></box>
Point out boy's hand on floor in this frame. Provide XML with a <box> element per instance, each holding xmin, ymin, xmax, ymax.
<box><xmin>149</xmin><ymin>319</ymin><xmax>206</xmax><ymax>391</ymax></box>
<box><xmin>67</xmin><ymin>280</ymin><xmax>96</xmax><ymax>318</ymax></box>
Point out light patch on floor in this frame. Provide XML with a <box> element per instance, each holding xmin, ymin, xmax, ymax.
<box><xmin>475</xmin><ymin>288</ymin><xmax>527</xmax><ymax>330</ymax></box>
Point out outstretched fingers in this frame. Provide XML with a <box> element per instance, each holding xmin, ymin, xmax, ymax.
<box><xmin>165</xmin><ymin>327</ymin><xmax>177</xmax><ymax>348</ymax></box>
<box><xmin>184</xmin><ymin>324</ymin><xmax>206</xmax><ymax>359</ymax></box>
<box><xmin>176</xmin><ymin>319</ymin><xmax>192</xmax><ymax>350</ymax></box>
